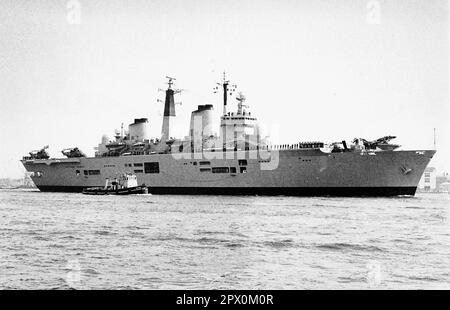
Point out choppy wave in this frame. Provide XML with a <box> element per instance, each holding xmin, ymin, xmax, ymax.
<box><xmin>262</xmin><ymin>239</ymin><xmax>296</xmax><ymax>248</ymax></box>
<box><xmin>316</xmin><ymin>242</ymin><xmax>385</xmax><ymax>253</ymax></box>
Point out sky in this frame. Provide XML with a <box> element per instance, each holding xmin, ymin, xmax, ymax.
<box><xmin>0</xmin><ymin>0</ymin><xmax>448</xmax><ymax>178</ymax></box>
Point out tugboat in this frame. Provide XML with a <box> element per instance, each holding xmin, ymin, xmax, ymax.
<box><xmin>82</xmin><ymin>174</ymin><xmax>148</xmax><ymax>195</ymax></box>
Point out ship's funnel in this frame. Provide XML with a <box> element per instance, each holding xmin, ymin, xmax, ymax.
<box><xmin>189</xmin><ymin>104</ymin><xmax>214</xmax><ymax>152</ymax></box>
<box><xmin>129</xmin><ymin>118</ymin><xmax>150</xmax><ymax>142</ymax></box>
<box><xmin>190</xmin><ymin>105</ymin><xmax>214</xmax><ymax>137</ymax></box>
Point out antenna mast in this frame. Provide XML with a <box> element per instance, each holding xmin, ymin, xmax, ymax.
<box><xmin>166</xmin><ymin>76</ymin><xmax>175</xmax><ymax>90</ymax></box>
<box><xmin>433</xmin><ymin>128</ymin><xmax>436</xmax><ymax>150</ymax></box>
<box><xmin>214</xmin><ymin>72</ymin><xmax>237</xmax><ymax>116</ymax></box>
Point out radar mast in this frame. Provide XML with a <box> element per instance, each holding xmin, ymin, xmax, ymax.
<box><xmin>214</xmin><ymin>72</ymin><xmax>237</xmax><ymax>116</ymax></box>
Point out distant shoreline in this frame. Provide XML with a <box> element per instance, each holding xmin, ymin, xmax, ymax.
<box><xmin>0</xmin><ymin>186</ymin><xmax>36</xmax><ymax>190</ymax></box>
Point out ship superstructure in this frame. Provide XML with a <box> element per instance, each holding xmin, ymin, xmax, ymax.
<box><xmin>21</xmin><ymin>74</ymin><xmax>436</xmax><ymax>196</ymax></box>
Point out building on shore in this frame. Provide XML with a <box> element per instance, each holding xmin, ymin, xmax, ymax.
<box><xmin>418</xmin><ymin>167</ymin><xmax>437</xmax><ymax>192</ymax></box>
<box><xmin>436</xmin><ymin>172</ymin><xmax>450</xmax><ymax>193</ymax></box>
<box><xmin>438</xmin><ymin>182</ymin><xmax>450</xmax><ymax>193</ymax></box>
<box><xmin>0</xmin><ymin>173</ymin><xmax>36</xmax><ymax>189</ymax></box>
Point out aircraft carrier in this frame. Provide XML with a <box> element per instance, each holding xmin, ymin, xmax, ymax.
<box><xmin>21</xmin><ymin>75</ymin><xmax>436</xmax><ymax>196</ymax></box>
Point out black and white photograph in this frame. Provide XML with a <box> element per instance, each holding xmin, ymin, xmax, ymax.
<box><xmin>0</xmin><ymin>0</ymin><xmax>449</xmax><ymax>295</ymax></box>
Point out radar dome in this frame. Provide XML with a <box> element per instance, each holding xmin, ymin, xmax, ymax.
<box><xmin>101</xmin><ymin>135</ymin><xmax>110</xmax><ymax>144</ymax></box>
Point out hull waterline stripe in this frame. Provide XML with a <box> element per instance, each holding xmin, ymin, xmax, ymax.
<box><xmin>35</xmin><ymin>186</ymin><xmax>417</xmax><ymax>197</ymax></box>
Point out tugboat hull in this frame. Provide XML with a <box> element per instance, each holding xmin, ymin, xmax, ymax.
<box><xmin>82</xmin><ymin>186</ymin><xmax>148</xmax><ymax>195</ymax></box>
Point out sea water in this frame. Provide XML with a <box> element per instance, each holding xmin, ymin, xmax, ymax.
<box><xmin>0</xmin><ymin>189</ymin><xmax>449</xmax><ymax>289</ymax></box>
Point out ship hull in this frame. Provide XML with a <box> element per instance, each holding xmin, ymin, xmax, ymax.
<box><xmin>22</xmin><ymin>149</ymin><xmax>436</xmax><ymax>197</ymax></box>
<box><xmin>35</xmin><ymin>185</ymin><xmax>417</xmax><ymax>196</ymax></box>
